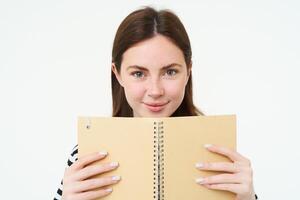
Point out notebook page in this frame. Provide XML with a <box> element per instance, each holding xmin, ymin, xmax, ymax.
<box><xmin>163</xmin><ymin>115</ymin><xmax>236</xmax><ymax>200</ymax></box>
<box><xmin>78</xmin><ymin>117</ymin><xmax>155</xmax><ymax>200</ymax></box>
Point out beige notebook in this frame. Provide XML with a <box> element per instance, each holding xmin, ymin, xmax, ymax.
<box><xmin>78</xmin><ymin>115</ymin><xmax>236</xmax><ymax>200</ymax></box>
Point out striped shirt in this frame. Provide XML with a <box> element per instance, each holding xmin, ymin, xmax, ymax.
<box><xmin>54</xmin><ymin>145</ymin><xmax>78</xmax><ymax>200</ymax></box>
<box><xmin>54</xmin><ymin>145</ymin><xmax>258</xmax><ymax>200</ymax></box>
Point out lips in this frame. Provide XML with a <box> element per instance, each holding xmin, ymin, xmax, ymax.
<box><xmin>144</xmin><ymin>102</ymin><xmax>169</xmax><ymax>107</ymax></box>
<box><xmin>143</xmin><ymin>101</ymin><xmax>169</xmax><ymax>112</ymax></box>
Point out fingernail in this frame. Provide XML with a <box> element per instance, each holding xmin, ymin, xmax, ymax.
<box><xmin>112</xmin><ymin>175</ymin><xmax>121</xmax><ymax>181</ymax></box>
<box><xmin>110</xmin><ymin>162</ymin><xmax>119</xmax><ymax>167</ymax></box>
<box><xmin>105</xmin><ymin>188</ymin><xmax>113</xmax><ymax>192</ymax></box>
<box><xmin>204</xmin><ymin>144</ymin><xmax>212</xmax><ymax>148</ymax></box>
<box><xmin>195</xmin><ymin>162</ymin><xmax>204</xmax><ymax>168</ymax></box>
<box><xmin>195</xmin><ymin>177</ymin><xmax>204</xmax><ymax>184</ymax></box>
<box><xmin>99</xmin><ymin>151</ymin><xmax>108</xmax><ymax>156</ymax></box>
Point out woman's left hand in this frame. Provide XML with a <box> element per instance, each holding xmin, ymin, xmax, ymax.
<box><xmin>195</xmin><ymin>144</ymin><xmax>256</xmax><ymax>200</ymax></box>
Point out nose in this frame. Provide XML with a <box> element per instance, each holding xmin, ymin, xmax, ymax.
<box><xmin>147</xmin><ymin>79</ymin><xmax>164</xmax><ymax>98</ymax></box>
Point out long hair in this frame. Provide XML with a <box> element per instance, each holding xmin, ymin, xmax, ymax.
<box><xmin>111</xmin><ymin>6</ymin><xmax>204</xmax><ymax>117</ymax></box>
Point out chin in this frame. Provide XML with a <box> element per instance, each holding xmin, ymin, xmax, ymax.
<box><xmin>142</xmin><ymin>110</ymin><xmax>174</xmax><ymax>118</ymax></box>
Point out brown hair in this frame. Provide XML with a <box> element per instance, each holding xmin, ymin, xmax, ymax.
<box><xmin>111</xmin><ymin>6</ymin><xmax>204</xmax><ymax>117</ymax></box>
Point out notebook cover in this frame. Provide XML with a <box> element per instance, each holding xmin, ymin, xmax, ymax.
<box><xmin>78</xmin><ymin>115</ymin><xmax>236</xmax><ymax>200</ymax></box>
<box><xmin>163</xmin><ymin>115</ymin><xmax>236</xmax><ymax>200</ymax></box>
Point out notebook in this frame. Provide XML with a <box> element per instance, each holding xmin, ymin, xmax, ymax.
<box><xmin>78</xmin><ymin>115</ymin><xmax>236</xmax><ymax>200</ymax></box>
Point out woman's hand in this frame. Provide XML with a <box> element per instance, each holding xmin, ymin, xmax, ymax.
<box><xmin>195</xmin><ymin>144</ymin><xmax>256</xmax><ymax>200</ymax></box>
<box><xmin>62</xmin><ymin>151</ymin><xmax>121</xmax><ymax>200</ymax></box>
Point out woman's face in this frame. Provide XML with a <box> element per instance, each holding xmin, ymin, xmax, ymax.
<box><xmin>112</xmin><ymin>34</ymin><xmax>190</xmax><ymax>117</ymax></box>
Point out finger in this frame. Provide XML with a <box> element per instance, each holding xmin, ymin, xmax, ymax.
<box><xmin>204</xmin><ymin>144</ymin><xmax>249</xmax><ymax>163</ymax></box>
<box><xmin>70</xmin><ymin>151</ymin><xmax>108</xmax><ymax>172</ymax></box>
<box><xmin>72</xmin><ymin>188</ymin><xmax>113</xmax><ymax>200</ymax></box>
<box><xmin>196</xmin><ymin>173</ymin><xmax>241</xmax><ymax>185</ymax></box>
<box><xmin>203</xmin><ymin>183</ymin><xmax>243</xmax><ymax>194</ymax></box>
<box><xmin>72</xmin><ymin>176</ymin><xmax>121</xmax><ymax>192</ymax></box>
<box><xmin>196</xmin><ymin>162</ymin><xmax>241</xmax><ymax>173</ymax></box>
<box><xmin>73</xmin><ymin>162</ymin><xmax>119</xmax><ymax>181</ymax></box>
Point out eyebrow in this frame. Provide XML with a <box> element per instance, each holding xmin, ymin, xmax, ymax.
<box><xmin>126</xmin><ymin>63</ymin><xmax>183</xmax><ymax>71</ymax></box>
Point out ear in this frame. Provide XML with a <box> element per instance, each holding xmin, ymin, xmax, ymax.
<box><xmin>111</xmin><ymin>63</ymin><xmax>124</xmax><ymax>87</ymax></box>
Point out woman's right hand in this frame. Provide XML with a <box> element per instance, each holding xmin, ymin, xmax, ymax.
<box><xmin>62</xmin><ymin>151</ymin><xmax>121</xmax><ymax>200</ymax></box>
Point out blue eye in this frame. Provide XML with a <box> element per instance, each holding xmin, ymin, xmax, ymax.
<box><xmin>166</xmin><ymin>69</ymin><xmax>178</xmax><ymax>76</ymax></box>
<box><xmin>131</xmin><ymin>71</ymin><xmax>144</xmax><ymax>78</ymax></box>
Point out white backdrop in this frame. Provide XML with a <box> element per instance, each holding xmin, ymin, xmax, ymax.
<box><xmin>1</xmin><ymin>0</ymin><xmax>300</xmax><ymax>199</ymax></box>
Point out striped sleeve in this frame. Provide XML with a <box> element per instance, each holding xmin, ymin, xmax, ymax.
<box><xmin>54</xmin><ymin>145</ymin><xmax>78</xmax><ymax>200</ymax></box>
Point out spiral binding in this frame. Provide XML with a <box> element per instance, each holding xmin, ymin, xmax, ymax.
<box><xmin>153</xmin><ymin>121</ymin><xmax>164</xmax><ymax>200</ymax></box>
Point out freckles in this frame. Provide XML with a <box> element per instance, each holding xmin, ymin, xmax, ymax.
<box><xmin>126</xmin><ymin>83</ymin><xmax>146</xmax><ymax>99</ymax></box>
<box><xmin>164</xmin><ymin>81</ymin><xmax>186</xmax><ymax>97</ymax></box>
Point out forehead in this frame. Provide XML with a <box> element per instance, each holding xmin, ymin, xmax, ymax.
<box><xmin>121</xmin><ymin>35</ymin><xmax>186</xmax><ymax>69</ymax></box>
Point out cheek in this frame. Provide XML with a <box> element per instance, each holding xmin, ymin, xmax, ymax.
<box><xmin>124</xmin><ymin>83</ymin><xmax>146</xmax><ymax>100</ymax></box>
<box><xmin>164</xmin><ymin>80</ymin><xmax>186</xmax><ymax>99</ymax></box>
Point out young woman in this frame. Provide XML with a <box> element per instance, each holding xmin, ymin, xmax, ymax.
<box><xmin>55</xmin><ymin>6</ymin><xmax>257</xmax><ymax>200</ymax></box>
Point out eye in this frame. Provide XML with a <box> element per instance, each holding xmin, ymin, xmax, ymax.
<box><xmin>131</xmin><ymin>71</ymin><xmax>144</xmax><ymax>78</ymax></box>
<box><xmin>165</xmin><ymin>69</ymin><xmax>178</xmax><ymax>76</ymax></box>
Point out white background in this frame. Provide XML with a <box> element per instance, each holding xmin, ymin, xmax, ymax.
<box><xmin>1</xmin><ymin>0</ymin><xmax>299</xmax><ymax>199</ymax></box>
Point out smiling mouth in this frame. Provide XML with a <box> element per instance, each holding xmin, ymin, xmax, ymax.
<box><xmin>143</xmin><ymin>101</ymin><xmax>169</xmax><ymax>112</ymax></box>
